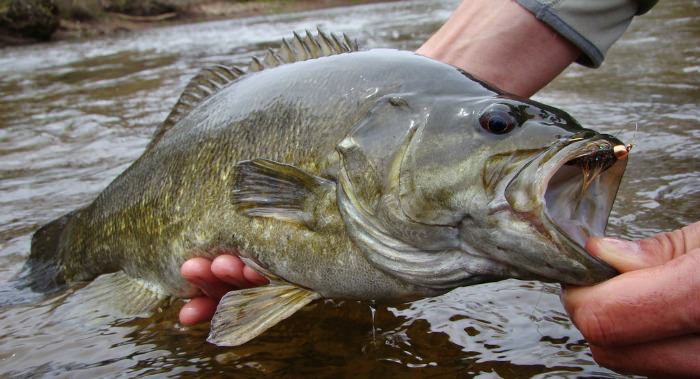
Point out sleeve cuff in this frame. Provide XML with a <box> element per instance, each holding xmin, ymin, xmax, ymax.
<box><xmin>516</xmin><ymin>0</ymin><xmax>658</xmax><ymax>68</ymax></box>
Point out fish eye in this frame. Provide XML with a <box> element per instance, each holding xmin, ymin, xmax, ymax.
<box><xmin>479</xmin><ymin>105</ymin><xmax>518</xmax><ymax>135</ymax></box>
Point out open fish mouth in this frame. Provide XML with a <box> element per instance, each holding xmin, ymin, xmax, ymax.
<box><xmin>542</xmin><ymin>136</ymin><xmax>630</xmax><ymax>249</ymax></box>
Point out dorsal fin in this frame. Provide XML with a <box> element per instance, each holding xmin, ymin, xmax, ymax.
<box><xmin>247</xmin><ymin>29</ymin><xmax>358</xmax><ymax>72</ymax></box>
<box><xmin>146</xmin><ymin>29</ymin><xmax>359</xmax><ymax>151</ymax></box>
<box><xmin>146</xmin><ymin>64</ymin><xmax>244</xmax><ymax>151</ymax></box>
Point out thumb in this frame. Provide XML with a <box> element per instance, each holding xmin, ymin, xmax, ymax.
<box><xmin>585</xmin><ymin>237</ymin><xmax>647</xmax><ymax>272</ymax></box>
<box><xmin>587</xmin><ymin>220</ymin><xmax>700</xmax><ymax>273</ymax></box>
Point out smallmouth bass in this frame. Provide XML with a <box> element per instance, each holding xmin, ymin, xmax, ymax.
<box><xmin>25</xmin><ymin>31</ymin><xmax>628</xmax><ymax>346</ymax></box>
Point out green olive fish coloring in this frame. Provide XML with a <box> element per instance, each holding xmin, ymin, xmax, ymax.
<box><xmin>25</xmin><ymin>31</ymin><xmax>629</xmax><ymax>346</ymax></box>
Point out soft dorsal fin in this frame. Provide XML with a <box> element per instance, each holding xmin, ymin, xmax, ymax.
<box><xmin>146</xmin><ymin>29</ymin><xmax>359</xmax><ymax>151</ymax></box>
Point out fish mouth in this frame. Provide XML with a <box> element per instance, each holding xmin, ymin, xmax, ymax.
<box><xmin>502</xmin><ymin>134</ymin><xmax>628</xmax><ymax>283</ymax></box>
<box><xmin>541</xmin><ymin>136</ymin><xmax>629</xmax><ymax>250</ymax></box>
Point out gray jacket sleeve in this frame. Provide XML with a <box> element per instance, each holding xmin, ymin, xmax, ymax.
<box><xmin>516</xmin><ymin>0</ymin><xmax>658</xmax><ymax>67</ymax></box>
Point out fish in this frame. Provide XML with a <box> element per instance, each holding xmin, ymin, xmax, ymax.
<box><xmin>24</xmin><ymin>30</ymin><xmax>628</xmax><ymax>347</ymax></box>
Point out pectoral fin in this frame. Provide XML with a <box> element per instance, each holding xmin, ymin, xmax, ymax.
<box><xmin>62</xmin><ymin>271</ymin><xmax>167</xmax><ymax>318</ymax></box>
<box><xmin>232</xmin><ymin>159</ymin><xmax>336</xmax><ymax>229</ymax></box>
<box><xmin>207</xmin><ymin>284</ymin><xmax>321</xmax><ymax>347</ymax></box>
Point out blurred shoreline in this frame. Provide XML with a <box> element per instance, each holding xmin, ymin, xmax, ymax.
<box><xmin>0</xmin><ymin>0</ymin><xmax>398</xmax><ymax>47</ymax></box>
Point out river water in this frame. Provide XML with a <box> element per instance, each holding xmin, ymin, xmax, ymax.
<box><xmin>0</xmin><ymin>0</ymin><xmax>698</xmax><ymax>377</ymax></box>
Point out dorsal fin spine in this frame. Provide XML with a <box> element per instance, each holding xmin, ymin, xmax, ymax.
<box><xmin>249</xmin><ymin>56</ymin><xmax>264</xmax><ymax>72</ymax></box>
<box><xmin>332</xmin><ymin>34</ymin><xmax>344</xmax><ymax>50</ymax></box>
<box><xmin>293</xmin><ymin>31</ymin><xmax>312</xmax><ymax>59</ymax></box>
<box><xmin>304</xmin><ymin>30</ymin><xmax>322</xmax><ymax>58</ymax></box>
<box><xmin>264</xmin><ymin>48</ymin><xmax>283</xmax><ymax>67</ymax></box>
<box><xmin>280</xmin><ymin>39</ymin><xmax>295</xmax><ymax>62</ymax></box>
<box><xmin>344</xmin><ymin>34</ymin><xmax>356</xmax><ymax>50</ymax></box>
<box><xmin>317</xmin><ymin>30</ymin><xmax>334</xmax><ymax>56</ymax></box>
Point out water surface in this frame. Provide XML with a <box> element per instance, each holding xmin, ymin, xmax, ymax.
<box><xmin>1</xmin><ymin>0</ymin><xmax>698</xmax><ymax>377</ymax></box>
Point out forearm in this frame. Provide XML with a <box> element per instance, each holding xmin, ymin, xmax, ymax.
<box><xmin>417</xmin><ymin>0</ymin><xmax>658</xmax><ymax>98</ymax></box>
<box><xmin>416</xmin><ymin>0</ymin><xmax>579</xmax><ymax>98</ymax></box>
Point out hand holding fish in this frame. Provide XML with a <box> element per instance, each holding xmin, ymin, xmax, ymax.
<box><xmin>563</xmin><ymin>220</ymin><xmax>700</xmax><ymax>378</ymax></box>
<box><xmin>179</xmin><ymin>254</ymin><xmax>268</xmax><ymax>325</ymax></box>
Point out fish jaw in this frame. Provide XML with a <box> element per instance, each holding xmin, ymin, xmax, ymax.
<box><xmin>501</xmin><ymin>135</ymin><xmax>627</xmax><ymax>284</ymax></box>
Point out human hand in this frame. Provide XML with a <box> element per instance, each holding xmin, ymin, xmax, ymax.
<box><xmin>179</xmin><ymin>253</ymin><xmax>268</xmax><ymax>325</ymax></box>
<box><xmin>563</xmin><ymin>221</ymin><xmax>700</xmax><ymax>378</ymax></box>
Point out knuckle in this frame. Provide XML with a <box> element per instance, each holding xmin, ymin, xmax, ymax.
<box><xmin>644</xmin><ymin>228</ymin><xmax>688</xmax><ymax>261</ymax></box>
<box><xmin>643</xmin><ymin>231</ymin><xmax>673</xmax><ymax>261</ymax></box>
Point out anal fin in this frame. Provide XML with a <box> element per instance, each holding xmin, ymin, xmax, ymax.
<box><xmin>207</xmin><ymin>284</ymin><xmax>321</xmax><ymax>347</ymax></box>
<box><xmin>64</xmin><ymin>271</ymin><xmax>167</xmax><ymax>318</ymax></box>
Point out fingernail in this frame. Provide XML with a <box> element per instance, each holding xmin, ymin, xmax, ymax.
<box><xmin>594</xmin><ymin>237</ymin><xmax>641</xmax><ymax>256</ymax></box>
<box><xmin>589</xmin><ymin>237</ymin><xmax>645</xmax><ymax>272</ymax></box>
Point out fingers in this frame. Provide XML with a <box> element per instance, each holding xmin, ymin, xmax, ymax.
<box><xmin>588</xmin><ymin>221</ymin><xmax>700</xmax><ymax>273</ymax></box>
<box><xmin>210</xmin><ymin>255</ymin><xmax>269</xmax><ymax>289</ymax></box>
<box><xmin>638</xmin><ymin>220</ymin><xmax>700</xmax><ymax>263</ymax></box>
<box><xmin>181</xmin><ymin>254</ymin><xmax>269</xmax><ymax>299</ymax></box>
<box><xmin>180</xmin><ymin>257</ymin><xmax>232</xmax><ymax>300</ymax></box>
<box><xmin>243</xmin><ymin>264</ymin><xmax>269</xmax><ymax>286</ymax></box>
<box><xmin>571</xmin><ymin>223</ymin><xmax>700</xmax><ymax>376</ymax></box>
<box><xmin>589</xmin><ymin>335</ymin><xmax>700</xmax><ymax>378</ymax></box>
<box><xmin>179</xmin><ymin>296</ymin><xmax>218</xmax><ymax>325</ymax></box>
<box><xmin>564</xmin><ymin>249</ymin><xmax>700</xmax><ymax>346</ymax></box>
<box><xmin>208</xmin><ymin>254</ymin><xmax>248</xmax><ymax>288</ymax></box>
<box><xmin>179</xmin><ymin>253</ymin><xmax>269</xmax><ymax>325</ymax></box>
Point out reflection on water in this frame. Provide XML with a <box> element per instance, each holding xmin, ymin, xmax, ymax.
<box><xmin>0</xmin><ymin>0</ymin><xmax>698</xmax><ymax>377</ymax></box>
